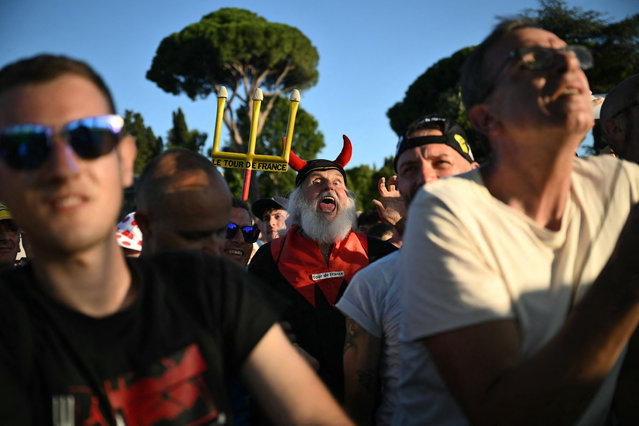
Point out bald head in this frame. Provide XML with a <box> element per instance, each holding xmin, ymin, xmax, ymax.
<box><xmin>135</xmin><ymin>149</ymin><xmax>232</xmax><ymax>257</ymax></box>
<box><xmin>601</xmin><ymin>74</ymin><xmax>639</xmax><ymax>162</ymax></box>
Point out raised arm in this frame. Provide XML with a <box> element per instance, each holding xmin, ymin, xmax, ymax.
<box><xmin>372</xmin><ymin>176</ymin><xmax>406</xmax><ymax>235</ymax></box>
<box><xmin>241</xmin><ymin>322</ymin><xmax>354</xmax><ymax>426</ymax></box>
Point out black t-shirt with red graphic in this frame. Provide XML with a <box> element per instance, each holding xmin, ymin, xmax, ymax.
<box><xmin>0</xmin><ymin>251</ymin><xmax>277</xmax><ymax>425</ymax></box>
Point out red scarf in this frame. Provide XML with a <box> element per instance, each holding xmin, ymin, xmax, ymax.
<box><xmin>271</xmin><ymin>225</ymin><xmax>369</xmax><ymax>307</ymax></box>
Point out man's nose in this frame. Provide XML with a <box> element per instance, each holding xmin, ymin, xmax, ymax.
<box><xmin>231</xmin><ymin>229</ymin><xmax>245</xmax><ymax>243</ymax></box>
<box><xmin>45</xmin><ymin>137</ymin><xmax>80</xmax><ymax>179</ymax></box>
<box><xmin>421</xmin><ymin>164</ymin><xmax>438</xmax><ymax>185</ymax></box>
<box><xmin>553</xmin><ymin>49</ymin><xmax>580</xmax><ymax>74</ymax></box>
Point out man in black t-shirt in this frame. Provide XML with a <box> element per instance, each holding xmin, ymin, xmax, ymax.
<box><xmin>0</xmin><ymin>54</ymin><xmax>351</xmax><ymax>425</ymax></box>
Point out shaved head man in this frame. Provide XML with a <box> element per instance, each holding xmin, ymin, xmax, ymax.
<box><xmin>135</xmin><ymin>149</ymin><xmax>232</xmax><ymax>257</ymax></box>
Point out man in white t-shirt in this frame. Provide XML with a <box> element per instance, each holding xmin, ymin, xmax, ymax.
<box><xmin>398</xmin><ymin>18</ymin><xmax>639</xmax><ymax>426</ymax></box>
<box><xmin>336</xmin><ymin>115</ymin><xmax>478</xmax><ymax>425</ymax></box>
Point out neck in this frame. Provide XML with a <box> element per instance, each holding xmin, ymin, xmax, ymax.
<box><xmin>482</xmin><ymin>133</ymin><xmax>579</xmax><ymax>231</ymax></box>
<box><xmin>298</xmin><ymin>227</ymin><xmax>334</xmax><ymax>263</ymax></box>
<box><xmin>31</xmin><ymin>236</ymin><xmax>133</xmax><ymax>318</ymax></box>
<box><xmin>316</xmin><ymin>241</ymin><xmax>333</xmax><ymax>263</ymax></box>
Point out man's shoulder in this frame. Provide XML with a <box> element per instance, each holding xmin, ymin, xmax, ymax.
<box><xmin>346</xmin><ymin>250</ymin><xmax>399</xmax><ymax>291</ymax></box>
<box><xmin>572</xmin><ymin>155</ymin><xmax>639</xmax><ymax>202</ymax></box>
<box><xmin>249</xmin><ymin>242</ymin><xmax>276</xmax><ymax>269</ymax></box>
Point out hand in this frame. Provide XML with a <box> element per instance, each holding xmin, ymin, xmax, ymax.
<box><xmin>372</xmin><ymin>176</ymin><xmax>406</xmax><ymax>228</ymax></box>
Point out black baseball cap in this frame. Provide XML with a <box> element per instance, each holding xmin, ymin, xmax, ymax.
<box><xmin>252</xmin><ymin>196</ymin><xmax>288</xmax><ymax>220</ymax></box>
<box><xmin>394</xmin><ymin>115</ymin><xmax>474</xmax><ymax>171</ymax></box>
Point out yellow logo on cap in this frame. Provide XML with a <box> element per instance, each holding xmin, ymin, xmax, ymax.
<box><xmin>454</xmin><ymin>134</ymin><xmax>469</xmax><ymax>154</ymax></box>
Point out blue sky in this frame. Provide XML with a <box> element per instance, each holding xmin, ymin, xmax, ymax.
<box><xmin>0</xmin><ymin>0</ymin><xmax>635</xmax><ymax>169</ymax></box>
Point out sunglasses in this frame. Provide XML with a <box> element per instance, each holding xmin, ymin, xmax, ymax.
<box><xmin>478</xmin><ymin>45</ymin><xmax>594</xmax><ymax>103</ymax></box>
<box><xmin>226</xmin><ymin>222</ymin><xmax>260</xmax><ymax>244</ymax></box>
<box><xmin>0</xmin><ymin>115</ymin><xmax>124</xmax><ymax>170</ymax></box>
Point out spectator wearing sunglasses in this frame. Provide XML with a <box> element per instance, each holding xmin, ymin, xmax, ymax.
<box><xmin>135</xmin><ymin>148</ymin><xmax>231</xmax><ymax>258</ymax></box>
<box><xmin>0</xmin><ymin>55</ymin><xmax>351</xmax><ymax>425</ymax></box>
<box><xmin>224</xmin><ymin>198</ymin><xmax>260</xmax><ymax>268</ymax></box>
<box><xmin>396</xmin><ymin>19</ymin><xmax>639</xmax><ymax>425</ymax></box>
<box><xmin>601</xmin><ymin>73</ymin><xmax>639</xmax><ymax>162</ymax></box>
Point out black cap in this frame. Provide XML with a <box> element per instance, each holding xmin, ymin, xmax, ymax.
<box><xmin>394</xmin><ymin>115</ymin><xmax>474</xmax><ymax>172</ymax></box>
<box><xmin>294</xmin><ymin>159</ymin><xmax>347</xmax><ymax>187</ymax></box>
<box><xmin>252</xmin><ymin>196</ymin><xmax>288</xmax><ymax>220</ymax></box>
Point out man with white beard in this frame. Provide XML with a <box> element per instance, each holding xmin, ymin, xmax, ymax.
<box><xmin>249</xmin><ymin>136</ymin><xmax>396</xmax><ymax>401</ymax></box>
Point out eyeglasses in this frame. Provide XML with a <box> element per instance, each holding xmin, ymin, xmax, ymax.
<box><xmin>478</xmin><ymin>45</ymin><xmax>594</xmax><ymax>103</ymax></box>
<box><xmin>0</xmin><ymin>115</ymin><xmax>124</xmax><ymax>170</ymax></box>
<box><xmin>226</xmin><ymin>222</ymin><xmax>260</xmax><ymax>243</ymax></box>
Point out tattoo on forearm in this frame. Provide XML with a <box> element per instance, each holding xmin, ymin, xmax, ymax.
<box><xmin>344</xmin><ymin>317</ymin><xmax>361</xmax><ymax>353</ymax></box>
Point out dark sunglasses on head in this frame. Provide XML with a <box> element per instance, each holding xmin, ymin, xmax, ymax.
<box><xmin>226</xmin><ymin>222</ymin><xmax>260</xmax><ymax>243</ymax></box>
<box><xmin>478</xmin><ymin>45</ymin><xmax>594</xmax><ymax>103</ymax></box>
<box><xmin>0</xmin><ymin>114</ymin><xmax>124</xmax><ymax>170</ymax></box>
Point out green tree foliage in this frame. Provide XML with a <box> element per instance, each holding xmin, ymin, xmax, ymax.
<box><xmin>345</xmin><ymin>164</ymin><xmax>375</xmax><ymax>212</ymax></box>
<box><xmin>523</xmin><ymin>0</ymin><xmax>639</xmax><ymax>94</ymax></box>
<box><xmin>122</xmin><ymin>110</ymin><xmax>163</xmax><ymax>176</ymax></box>
<box><xmin>146</xmin><ymin>7</ymin><xmax>319</xmax><ymax>155</ymax></box>
<box><xmin>387</xmin><ymin>47</ymin><xmax>472</xmax><ymax>138</ymax></box>
<box><xmin>346</xmin><ymin>156</ymin><xmax>395</xmax><ymax>212</ymax></box>
<box><xmin>387</xmin><ymin>0</ymin><xmax>639</xmax><ymax>162</ymax></box>
<box><xmin>223</xmin><ymin>95</ymin><xmax>325</xmax><ymax>199</ymax></box>
<box><xmin>167</xmin><ymin>108</ymin><xmax>207</xmax><ymax>153</ymax></box>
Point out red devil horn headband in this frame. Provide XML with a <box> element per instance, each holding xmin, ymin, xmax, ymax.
<box><xmin>286</xmin><ymin>135</ymin><xmax>352</xmax><ymax>172</ymax></box>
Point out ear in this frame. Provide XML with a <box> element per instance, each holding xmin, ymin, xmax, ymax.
<box><xmin>468</xmin><ymin>104</ymin><xmax>498</xmax><ymax>136</ymax></box>
<box><xmin>470</xmin><ymin>161</ymin><xmax>480</xmax><ymax>169</ymax></box>
<box><xmin>602</xmin><ymin>117</ymin><xmax>626</xmax><ymax>144</ymax></box>
<box><xmin>117</xmin><ymin>135</ymin><xmax>137</xmax><ymax>188</ymax></box>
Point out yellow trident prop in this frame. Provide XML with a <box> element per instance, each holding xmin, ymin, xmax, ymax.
<box><xmin>211</xmin><ymin>86</ymin><xmax>300</xmax><ymax>201</ymax></box>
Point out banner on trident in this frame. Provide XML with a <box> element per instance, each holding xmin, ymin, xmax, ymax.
<box><xmin>210</xmin><ymin>86</ymin><xmax>299</xmax><ymax>174</ymax></box>
<box><xmin>211</xmin><ymin>157</ymin><xmax>289</xmax><ymax>172</ymax></box>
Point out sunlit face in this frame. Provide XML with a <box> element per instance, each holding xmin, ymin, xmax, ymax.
<box><xmin>483</xmin><ymin>27</ymin><xmax>593</xmax><ymax>141</ymax></box>
<box><xmin>223</xmin><ymin>207</ymin><xmax>253</xmax><ymax>267</ymax></box>
<box><xmin>141</xmin><ymin>184</ymin><xmax>230</xmax><ymax>257</ymax></box>
<box><xmin>0</xmin><ymin>219</ymin><xmax>20</xmax><ymax>268</ymax></box>
<box><xmin>300</xmin><ymin>169</ymin><xmax>349</xmax><ymax>221</ymax></box>
<box><xmin>396</xmin><ymin>129</ymin><xmax>477</xmax><ymax>205</ymax></box>
<box><xmin>0</xmin><ymin>74</ymin><xmax>135</xmax><ymax>256</ymax></box>
<box><xmin>260</xmin><ymin>208</ymin><xmax>288</xmax><ymax>242</ymax></box>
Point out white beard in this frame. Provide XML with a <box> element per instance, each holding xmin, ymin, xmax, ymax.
<box><xmin>287</xmin><ymin>187</ymin><xmax>358</xmax><ymax>244</ymax></box>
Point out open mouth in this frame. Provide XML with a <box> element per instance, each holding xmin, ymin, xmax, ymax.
<box><xmin>318</xmin><ymin>195</ymin><xmax>337</xmax><ymax>213</ymax></box>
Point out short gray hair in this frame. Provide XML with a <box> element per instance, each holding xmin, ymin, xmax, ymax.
<box><xmin>461</xmin><ymin>17</ymin><xmax>539</xmax><ymax>111</ymax></box>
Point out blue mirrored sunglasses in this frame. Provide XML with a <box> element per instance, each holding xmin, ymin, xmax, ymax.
<box><xmin>0</xmin><ymin>115</ymin><xmax>124</xmax><ymax>170</ymax></box>
<box><xmin>226</xmin><ymin>222</ymin><xmax>260</xmax><ymax>243</ymax></box>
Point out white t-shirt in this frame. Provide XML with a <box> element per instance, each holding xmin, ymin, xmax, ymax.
<box><xmin>397</xmin><ymin>156</ymin><xmax>639</xmax><ymax>426</ymax></box>
<box><xmin>337</xmin><ymin>251</ymin><xmax>401</xmax><ymax>426</ymax></box>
